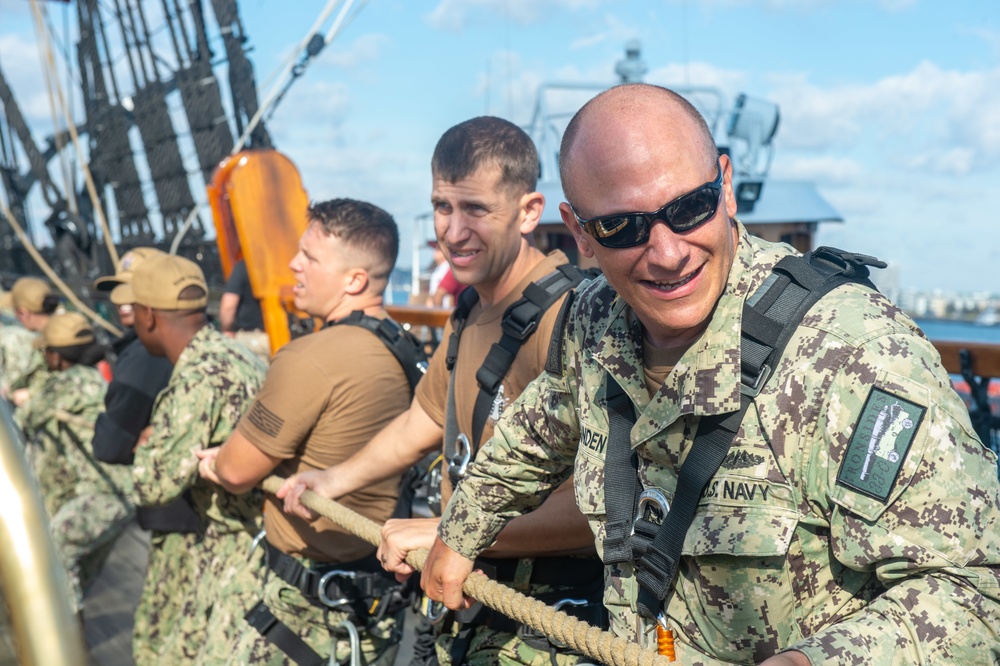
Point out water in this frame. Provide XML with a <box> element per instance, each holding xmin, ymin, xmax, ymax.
<box><xmin>914</xmin><ymin>318</ymin><xmax>1000</xmax><ymax>344</ymax></box>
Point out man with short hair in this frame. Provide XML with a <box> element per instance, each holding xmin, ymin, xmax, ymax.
<box><xmin>124</xmin><ymin>254</ymin><xmax>266</xmax><ymax>664</ymax></box>
<box><xmin>280</xmin><ymin>117</ymin><xmax>603</xmax><ymax>666</ymax></box>
<box><xmin>196</xmin><ymin>198</ymin><xmax>413</xmax><ymax>665</ymax></box>
<box><xmin>90</xmin><ymin>248</ymin><xmax>201</xmax><ymax>663</ymax></box>
<box><xmin>422</xmin><ymin>84</ymin><xmax>1000</xmax><ymax>665</ymax></box>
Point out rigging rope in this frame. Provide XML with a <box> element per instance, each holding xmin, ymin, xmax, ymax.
<box><xmin>258</xmin><ymin>476</ymin><xmax>673</xmax><ymax>666</ymax></box>
<box><xmin>29</xmin><ymin>0</ymin><xmax>120</xmax><ymax>268</ymax></box>
<box><xmin>0</xmin><ymin>197</ymin><xmax>121</xmax><ymax>337</ymax></box>
<box><xmin>170</xmin><ymin>0</ymin><xmax>364</xmax><ymax>254</ymax></box>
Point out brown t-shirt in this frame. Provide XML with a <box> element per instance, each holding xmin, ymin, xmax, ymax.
<box><xmin>416</xmin><ymin>251</ymin><xmax>571</xmax><ymax>505</ymax></box>
<box><xmin>642</xmin><ymin>340</ymin><xmax>689</xmax><ymax>398</ymax></box>
<box><xmin>237</xmin><ymin>317</ymin><xmax>410</xmax><ymax>562</ymax></box>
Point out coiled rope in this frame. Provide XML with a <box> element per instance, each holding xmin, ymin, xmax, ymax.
<box><xmin>259</xmin><ymin>476</ymin><xmax>673</xmax><ymax>666</ymax></box>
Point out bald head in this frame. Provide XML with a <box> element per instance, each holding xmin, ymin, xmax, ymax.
<box><xmin>559</xmin><ymin>84</ymin><xmax>718</xmax><ymax>208</ymax></box>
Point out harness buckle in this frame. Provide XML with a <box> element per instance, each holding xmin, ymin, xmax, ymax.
<box><xmin>631</xmin><ymin>488</ymin><xmax>670</xmax><ymax>536</ymax></box>
<box><xmin>448</xmin><ymin>433</ymin><xmax>472</xmax><ymax>481</ymax></box>
<box><xmin>317</xmin><ymin>569</ymin><xmax>357</xmax><ymax>608</ymax></box>
<box><xmin>740</xmin><ymin>363</ymin><xmax>771</xmax><ymax>398</ymax></box>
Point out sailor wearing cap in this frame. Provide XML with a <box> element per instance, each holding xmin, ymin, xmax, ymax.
<box><xmin>0</xmin><ymin>276</ymin><xmax>59</xmax><ymax>405</ymax></box>
<box><xmin>90</xmin><ymin>248</ymin><xmax>203</xmax><ymax>663</ymax></box>
<box><xmin>21</xmin><ymin>311</ymin><xmax>135</xmax><ymax>615</ymax></box>
<box><xmin>126</xmin><ymin>254</ymin><xmax>267</xmax><ymax>664</ymax></box>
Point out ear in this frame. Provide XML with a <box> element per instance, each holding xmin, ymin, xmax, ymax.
<box><xmin>343</xmin><ymin>268</ymin><xmax>369</xmax><ymax>296</ymax></box>
<box><xmin>140</xmin><ymin>307</ymin><xmax>158</xmax><ymax>335</ymax></box>
<box><xmin>518</xmin><ymin>191</ymin><xmax>545</xmax><ymax>236</ymax></box>
<box><xmin>720</xmin><ymin>153</ymin><xmax>738</xmax><ymax>220</ymax></box>
<box><xmin>559</xmin><ymin>202</ymin><xmax>596</xmax><ymax>259</ymax></box>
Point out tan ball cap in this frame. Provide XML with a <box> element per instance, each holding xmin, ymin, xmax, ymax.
<box><xmin>113</xmin><ymin>254</ymin><xmax>208</xmax><ymax>310</ymax></box>
<box><xmin>94</xmin><ymin>247</ymin><xmax>165</xmax><ymax>291</ymax></box>
<box><xmin>33</xmin><ymin>312</ymin><xmax>95</xmax><ymax>349</ymax></box>
<box><xmin>9</xmin><ymin>277</ymin><xmax>55</xmax><ymax>314</ymax></box>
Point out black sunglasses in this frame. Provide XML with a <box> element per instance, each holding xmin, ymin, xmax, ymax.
<box><xmin>570</xmin><ymin>160</ymin><xmax>724</xmax><ymax>249</ymax></box>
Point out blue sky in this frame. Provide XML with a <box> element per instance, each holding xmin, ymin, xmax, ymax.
<box><xmin>2</xmin><ymin>0</ymin><xmax>998</xmax><ymax>294</ymax></box>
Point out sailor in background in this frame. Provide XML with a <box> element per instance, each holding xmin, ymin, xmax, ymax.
<box><xmin>89</xmin><ymin>247</ymin><xmax>203</xmax><ymax>658</ymax></box>
<box><xmin>197</xmin><ymin>199</ymin><xmax>413</xmax><ymax>665</ymax></box>
<box><xmin>1</xmin><ymin>276</ymin><xmax>60</xmax><ymax>408</ymax></box>
<box><xmin>280</xmin><ymin>117</ymin><xmax>604</xmax><ymax>666</ymax></box>
<box><xmin>25</xmin><ymin>312</ymin><xmax>134</xmax><ymax>615</ymax></box>
<box><xmin>422</xmin><ymin>84</ymin><xmax>1000</xmax><ymax>664</ymax></box>
<box><xmin>219</xmin><ymin>258</ymin><xmax>271</xmax><ymax>363</ymax></box>
<box><xmin>123</xmin><ymin>254</ymin><xmax>266</xmax><ymax>664</ymax></box>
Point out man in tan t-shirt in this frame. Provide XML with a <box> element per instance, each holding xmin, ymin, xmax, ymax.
<box><xmin>197</xmin><ymin>198</ymin><xmax>412</xmax><ymax>666</ymax></box>
<box><xmin>279</xmin><ymin>117</ymin><xmax>603</xmax><ymax>666</ymax></box>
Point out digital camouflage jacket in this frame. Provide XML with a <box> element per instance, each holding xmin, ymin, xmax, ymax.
<box><xmin>440</xmin><ymin>224</ymin><xmax>1000</xmax><ymax>665</ymax></box>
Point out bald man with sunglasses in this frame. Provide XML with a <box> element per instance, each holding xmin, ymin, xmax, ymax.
<box><xmin>422</xmin><ymin>83</ymin><xmax>1000</xmax><ymax>665</ymax></box>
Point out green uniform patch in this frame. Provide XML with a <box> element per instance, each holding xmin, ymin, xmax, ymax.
<box><xmin>837</xmin><ymin>387</ymin><xmax>925</xmax><ymax>502</ymax></box>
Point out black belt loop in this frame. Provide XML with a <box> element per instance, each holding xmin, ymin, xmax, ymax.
<box><xmin>245</xmin><ymin>600</ymin><xmax>324</xmax><ymax>666</ymax></box>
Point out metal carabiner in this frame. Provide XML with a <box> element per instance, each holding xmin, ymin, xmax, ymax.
<box><xmin>448</xmin><ymin>433</ymin><xmax>472</xmax><ymax>480</ymax></box>
<box><xmin>549</xmin><ymin>598</ymin><xmax>589</xmax><ymax>648</ymax></box>
<box><xmin>330</xmin><ymin>619</ymin><xmax>361</xmax><ymax>666</ymax></box>
<box><xmin>317</xmin><ymin>569</ymin><xmax>356</xmax><ymax>608</ymax></box>
<box><xmin>422</xmin><ymin>596</ymin><xmax>448</xmax><ymax>624</ymax></box>
<box><xmin>631</xmin><ymin>488</ymin><xmax>670</xmax><ymax>536</ymax></box>
<box><xmin>247</xmin><ymin>529</ymin><xmax>267</xmax><ymax>563</ymax></box>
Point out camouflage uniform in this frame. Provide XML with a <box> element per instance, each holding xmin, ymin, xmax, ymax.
<box><xmin>132</xmin><ymin>326</ymin><xmax>266</xmax><ymax>664</ymax></box>
<box><xmin>49</xmin><ymin>374</ymin><xmax>134</xmax><ymax>612</ymax></box>
<box><xmin>19</xmin><ymin>363</ymin><xmax>106</xmax><ymax>516</ymax></box>
<box><xmin>440</xmin><ymin>224</ymin><xmax>1000</xmax><ymax>664</ymax></box>
<box><xmin>0</xmin><ymin>324</ymin><xmax>42</xmax><ymax>396</ymax></box>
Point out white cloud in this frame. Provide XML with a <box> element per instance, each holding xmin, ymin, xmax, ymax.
<box><xmin>767</xmin><ymin>61</ymin><xmax>1000</xmax><ymax>174</ymax></box>
<box><xmin>771</xmin><ymin>155</ymin><xmax>864</xmax><ymax>186</ymax></box>
<box><xmin>318</xmin><ymin>33</ymin><xmax>390</xmax><ymax>71</ymax></box>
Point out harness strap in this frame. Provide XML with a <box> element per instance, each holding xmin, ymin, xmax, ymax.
<box><xmin>245</xmin><ymin>600</ymin><xmax>324</xmax><ymax>666</ymax></box>
<box><xmin>262</xmin><ymin>540</ymin><xmax>397</xmax><ymax>613</ymax></box>
<box><xmin>445</xmin><ymin>265</ymin><xmax>590</xmax><ymax>490</ymax></box>
<box><xmin>328</xmin><ymin>311</ymin><xmax>428</xmax><ymax>396</ymax></box>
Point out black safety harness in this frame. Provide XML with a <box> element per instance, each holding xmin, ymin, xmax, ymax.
<box><xmin>245</xmin><ymin>541</ymin><xmax>411</xmax><ymax>666</ymax></box>
<box><xmin>442</xmin><ymin>264</ymin><xmax>593</xmax><ymax>492</ymax></box>
<box><xmin>601</xmin><ymin>247</ymin><xmax>885</xmax><ymax>621</ymax></box>
<box><xmin>245</xmin><ymin>312</ymin><xmax>428</xmax><ymax>666</ymax></box>
<box><xmin>434</xmin><ymin>263</ymin><xmax>605</xmax><ymax>666</ymax></box>
<box><xmin>332</xmin><ymin>310</ymin><xmax>429</xmax><ymax>396</ymax></box>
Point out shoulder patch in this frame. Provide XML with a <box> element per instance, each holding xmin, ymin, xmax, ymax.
<box><xmin>836</xmin><ymin>387</ymin><xmax>925</xmax><ymax>503</ymax></box>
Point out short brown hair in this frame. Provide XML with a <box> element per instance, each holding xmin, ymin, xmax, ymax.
<box><xmin>307</xmin><ymin>199</ymin><xmax>399</xmax><ymax>281</ymax></box>
<box><xmin>431</xmin><ymin>116</ymin><xmax>539</xmax><ymax>196</ymax></box>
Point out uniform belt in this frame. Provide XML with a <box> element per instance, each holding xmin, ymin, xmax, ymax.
<box><xmin>263</xmin><ymin>540</ymin><xmax>395</xmax><ymax>608</ymax></box>
<box><xmin>474</xmin><ymin>555</ymin><xmax>604</xmax><ymax>587</ymax></box>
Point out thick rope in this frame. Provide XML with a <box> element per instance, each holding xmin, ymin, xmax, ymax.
<box><xmin>259</xmin><ymin>476</ymin><xmax>672</xmax><ymax>666</ymax></box>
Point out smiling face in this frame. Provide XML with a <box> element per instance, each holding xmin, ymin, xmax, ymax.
<box><xmin>560</xmin><ymin>88</ymin><xmax>739</xmax><ymax>349</ymax></box>
<box><xmin>288</xmin><ymin>221</ymin><xmax>355</xmax><ymax>321</ymax></box>
<box><xmin>431</xmin><ymin>164</ymin><xmax>542</xmax><ymax>305</ymax></box>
